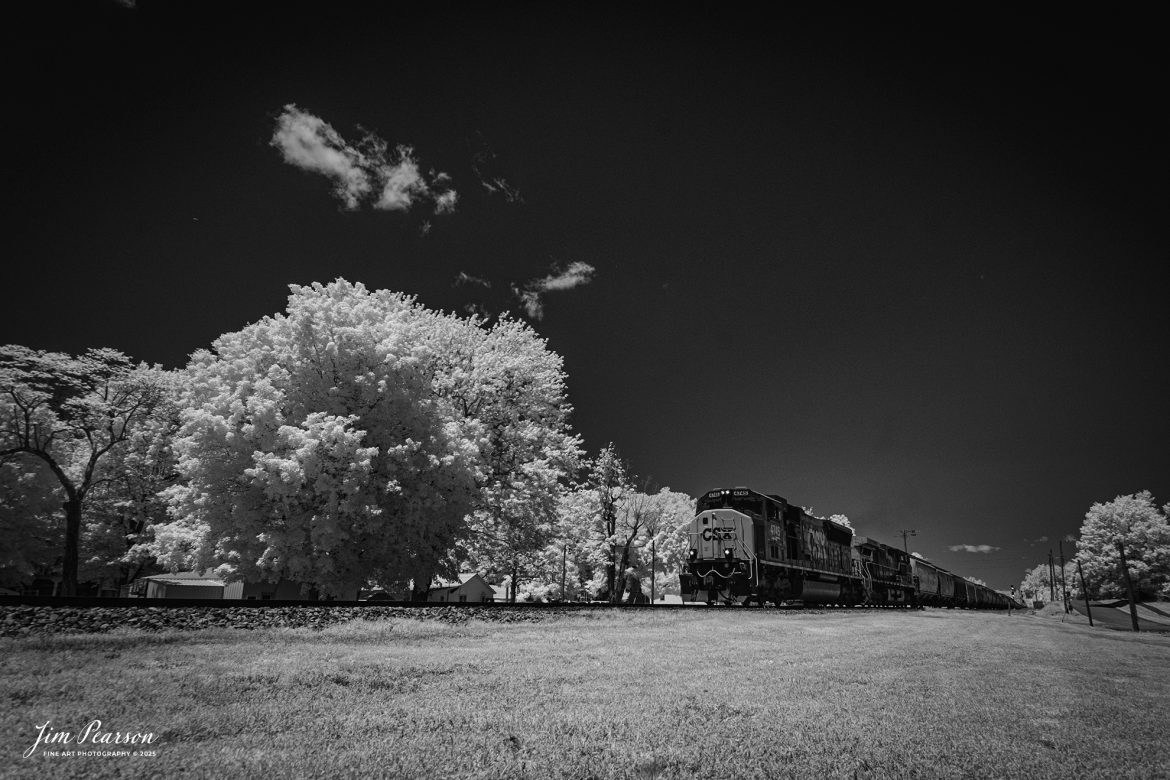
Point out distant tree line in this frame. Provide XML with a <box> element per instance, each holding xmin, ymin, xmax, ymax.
<box><xmin>1019</xmin><ymin>491</ymin><xmax>1170</xmax><ymax>604</ymax></box>
<box><xmin>1</xmin><ymin>279</ymin><xmax>694</xmax><ymax>599</ymax></box>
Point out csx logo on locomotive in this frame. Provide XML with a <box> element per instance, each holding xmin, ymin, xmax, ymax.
<box><xmin>701</xmin><ymin>528</ymin><xmax>736</xmax><ymax>541</ymax></box>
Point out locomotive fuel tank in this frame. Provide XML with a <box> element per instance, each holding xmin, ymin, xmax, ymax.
<box><xmin>797</xmin><ymin>581</ymin><xmax>842</xmax><ymax>603</ymax></box>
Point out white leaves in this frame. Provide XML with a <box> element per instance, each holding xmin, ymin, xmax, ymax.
<box><xmin>158</xmin><ymin>278</ymin><xmax>578</xmax><ymax>595</ymax></box>
<box><xmin>244</xmin><ymin>413</ymin><xmax>376</xmax><ymax>504</ymax></box>
<box><xmin>1075</xmin><ymin>490</ymin><xmax>1170</xmax><ymax>597</ymax></box>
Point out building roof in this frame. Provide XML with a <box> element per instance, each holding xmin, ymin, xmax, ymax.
<box><xmin>139</xmin><ymin>571</ymin><xmax>226</xmax><ymax>586</ymax></box>
<box><xmin>431</xmin><ymin>572</ymin><xmax>492</xmax><ymax>592</ymax></box>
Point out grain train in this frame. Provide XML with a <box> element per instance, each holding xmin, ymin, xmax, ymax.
<box><xmin>679</xmin><ymin>487</ymin><xmax>1015</xmax><ymax>609</ymax></box>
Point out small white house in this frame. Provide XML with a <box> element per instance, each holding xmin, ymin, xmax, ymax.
<box><xmin>130</xmin><ymin>572</ymin><xmax>359</xmax><ymax>600</ymax></box>
<box><xmin>134</xmin><ymin>571</ymin><xmax>236</xmax><ymax>600</ymax></box>
<box><xmin>427</xmin><ymin>573</ymin><xmax>496</xmax><ymax>603</ymax></box>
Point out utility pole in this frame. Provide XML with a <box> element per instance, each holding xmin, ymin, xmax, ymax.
<box><xmin>649</xmin><ymin>534</ymin><xmax>657</xmax><ymax>603</ymax></box>
<box><xmin>1116</xmin><ymin>540</ymin><xmax>1140</xmax><ymax>632</ymax></box>
<box><xmin>561</xmin><ymin>544</ymin><xmax>567</xmax><ymax>602</ymax></box>
<box><xmin>900</xmin><ymin>529</ymin><xmax>917</xmax><ymax>557</ymax></box>
<box><xmin>1059</xmin><ymin>541</ymin><xmax>1070</xmax><ymax>613</ymax></box>
<box><xmin>1075</xmin><ymin>559</ymin><xmax>1093</xmax><ymax>628</ymax></box>
<box><xmin>1048</xmin><ymin>550</ymin><xmax>1057</xmax><ymax>602</ymax></box>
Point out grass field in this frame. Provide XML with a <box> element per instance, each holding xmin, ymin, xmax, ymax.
<box><xmin>2</xmin><ymin>609</ymin><xmax>1168</xmax><ymax>779</ymax></box>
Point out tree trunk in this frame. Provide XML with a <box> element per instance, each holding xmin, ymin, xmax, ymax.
<box><xmin>650</xmin><ymin>538</ymin><xmax>656</xmax><ymax>602</ymax></box>
<box><xmin>614</xmin><ymin>542</ymin><xmax>632</xmax><ymax>603</ymax></box>
<box><xmin>61</xmin><ymin>497</ymin><xmax>82</xmax><ymax>597</ymax></box>
<box><xmin>606</xmin><ymin>544</ymin><xmax>617</xmax><ymax>604</ymax></box>
<box><xmin>1076</xmin><ymin>559</ymin><xmax>1094</xmax><ymax>628</ymax></box>
<box><xmin>1116</xmin><ymin>541</ymin><xmax>1140</xmax><ymax>632</ymax></box>
<box><xmin>411</xmin><ymin>570</ymin><xmax>433</xmax><ymax>602</ymax></box>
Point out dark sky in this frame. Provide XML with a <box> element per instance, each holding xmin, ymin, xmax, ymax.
<box><xmin>4</xmin><ymin>2</ymin><xmax>1166</xmax><ymax>588</ymax></box>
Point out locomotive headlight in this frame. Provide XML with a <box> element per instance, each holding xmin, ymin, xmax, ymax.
<box><xmin>724</xmin><ymin>548</ymin><xmax>734</xmax><ymax>561</ymax></box>
<box><xmin>689</xmin><ymin>549</ymin><xmax>698</xmax><ymax>562</ymax></box>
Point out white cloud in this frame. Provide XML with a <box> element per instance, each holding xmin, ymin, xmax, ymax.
<box><xmin>537</xmin><ymin>261</ymin><xmax>596</xmax><ymax>292</ymax></box>
<box><xmin>271</xmin><ymin>105</ymin><xmax>371</xmax><ymax>209</ymax></box>
<box><xmin>513</xmin><ymin>260</ymin><xmax>596</xmax><ymax>320</ymax></box>
<box><xmin>271</xmin><ymin>106</ymin><xmax>455</xmax><ymax>216</ymax></box>
<box><xmin>454</xmin><ymin>272</ymin><xmax>491</xmax><ymax>288</ymax></box>
<box><xmin>433</xmin><ymin>189</ymin><xmax>458</xmax><ymax>214</ymax></box>
<box><xmin>375</xmin><ymin>153</ymin><xmax>427</xmax><ymax>211</ymax></box>
<box><xmin>948</xmin><ymin>544</ymin><xmax>1001</xmax><ymax>554</ymax></box>
<box><xmin>480</xmin><ymin>175</ymin><xmax>523</xmax><ymax>203</ymax></box>
<box><xmin>471</xmin><ymin>143</ymin><xmax>524</xmax><ymax>204</ymax></box>
<box><xmin>514</xmin><ymin>287</ymin><xmax>545</xmax><ymax>320</ymax></box>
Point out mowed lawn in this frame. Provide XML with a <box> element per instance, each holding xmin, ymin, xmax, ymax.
<box><xmin>2</xmin><ymin>609</ymin><xmax>1169</xmax><ymax>779</ymax></box>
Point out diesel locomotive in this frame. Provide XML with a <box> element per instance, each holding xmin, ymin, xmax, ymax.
<box><xmin>679</xmin><ymin>487</ymin><xmax>1013</xmax><ymax>609</ymax></box>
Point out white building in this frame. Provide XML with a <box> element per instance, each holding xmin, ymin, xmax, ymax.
<box><xmin>427</xmin><ymin>573</ymin><xmax>496</xmax><ymax>603</ymax></box>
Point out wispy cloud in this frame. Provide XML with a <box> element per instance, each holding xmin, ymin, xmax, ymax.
<box><xmin>271</xmin><ymin>105</ymin><xmax>456</xmax><ymax>216</ymax></box>
<box><xmin>513</xmin><ymin>260</ymin><xmax>596</xmax><ymax>320</ymax></box>
<box><xmin>479</xmin><ymin>175</ymin><xmax>523</xmax><ymax>203</ymax></box>
<box><xmin>454</xmin><ymin>272</ymin><xmax>491</xmax><ymax>288</ymax></box>
<box><xmin>539</xmin><ymin>261</ymin><xmax>596</xmax><ymax>292</ymax></box>
<box><xmin>949</xmin><ymin>544</ymin><xmax>1001</xmax><ymax>554</ymax></box>
<box><xmin>471</xmin><ymin>142</ymin><xmax>524</xmax><ymax>204</ymax></box>
<box><xmin>433</xmin><ymin>189</ymin><xmax>458</xmax><ymax>214</ymax></box>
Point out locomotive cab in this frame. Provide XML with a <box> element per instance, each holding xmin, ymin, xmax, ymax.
<box><xmin>680</xmin><ymin>508</ymin><xmax>758</xmax><ymax>604</ymax></box>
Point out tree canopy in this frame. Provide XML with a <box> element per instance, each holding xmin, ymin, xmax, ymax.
<box><xmin>0</xmin><ymin>345</ymin><xmax>171</xmax><ymax>594</ymax></box>
<box><xmin>1075</xmin><ymin>491</ymin><xmax>1170</xmax><ymax>600</ymax></box>
<box><xmin>2</xmin><ymin>280</ymin><xmax>705</xmax><ymax>601</ymax></box>
<box><xmin>153</xmin><ymin>279</ymin><xmax>578</xmax><ymax>596</ymax></box>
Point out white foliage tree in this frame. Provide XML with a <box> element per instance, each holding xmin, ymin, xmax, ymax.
<box><xmin>157</xmin><ymin>280</ymin><xmax>486</xmax><ymax>596</ymax></box>
<box><xmin>637</xmin><ymin>488</ymin><xmax>695</xmax><ymax>600</ymax></box>
<box><xmin>828</xmin><ymin>514</ymin><xmax>853</xmax><ymax>533</ymax></box>
<box><xmin>0</xmin><ymin>460</ymin><xmax>61</xmax><ymax>589</ymax></box>
<box><xmin>1075</xmin><ymin>491</ymin><xmax>1170</xmax><ymax>600</ymax></box>
<box><xmin>434</xmin><ymin>315</ymin><xmax>582</xmax><ymax>598</ymax></box>
<box><xmin>1</xmin><ymin>346</ymin><xmax>172</xmax><ymax>595</ymax></box>
<box><xmin>80</xmin><ymin>382</ymin><xmax>182</xmax><ymax>591</ymax></box>
<box><xmin>551</xmin><ymin>462</ymin><xmax>695</xmax><ymax>603</ymax></box>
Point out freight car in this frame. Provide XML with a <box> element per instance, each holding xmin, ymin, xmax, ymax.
<box><xmin>680</xmin><ymin>487</ymin><xmax>1013</xmax><ymax>609</ymax></box>
<box><xmin>910</xmin><ymin>556</ymin><xmax>953</xmax><ymax>607</ymax></box>
<box><xmin>910</xmin><ymin>555</ymin><xmax>1014</xmax><ymax>609</ymax></box>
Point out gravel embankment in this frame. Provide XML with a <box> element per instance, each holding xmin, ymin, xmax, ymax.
<box><xmin>0</xmin><ymin>603</ymin><xmax>600</xmax><ymax>637</ymax></box>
